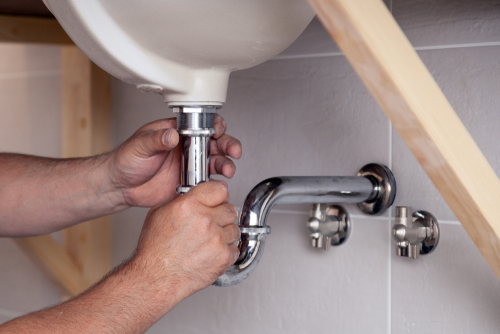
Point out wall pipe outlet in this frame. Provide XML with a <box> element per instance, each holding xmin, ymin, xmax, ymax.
<box><xmin>213</xmin><ymin>163</ymin><xmax>396</xmax><ymax>287</ymax></box>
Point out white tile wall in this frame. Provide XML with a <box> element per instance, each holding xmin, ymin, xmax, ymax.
<box><xmin>393</xmin><ymin>0</ymin><xmax>500</xmax><ymax>48</ymax></box>
<box><xmin>277</xmin><ymin>1</ymin><xmax>391</xmax><ymax>59</ymax></box>
<box><xmin>220</xmin><ymin>54</ymin><xmax>391</xmax><ymax>214</ymax></box>
<box><xmin>147</xmin><ymin>214</ymin><xmax>390</xmax><ymax>334</ymax></box>
<box><xmin>0</xmin><ymin>44</ymin><xmax>63</xmax><ymax>322</ymax></box>
<box><xmin>392</xmin><ymin>223</ymin><xmax>500</xmax><ymax>333</ymax></box>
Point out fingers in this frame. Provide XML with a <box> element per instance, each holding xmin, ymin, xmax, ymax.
<box><xmin>210</xmin><ymin>155</ymin><xmax>236</xmax><ymax>179</ymax></box>
<box><xmin>135</xmin><ymin>128</ymin><xmax>179</xmax><ymax>158</ymax></box>
<box><xmin>213</xmin><ymin>114</ymin><xmax>227</xmax><ymax>139</ymax></box>
<box><xmin>211</xmin><ymin>134</ymin><xmax>242</xmax><ymax>160</ymax></box>
<box><xmin>223</xmin><ymin>224</ymin><xmax>241</xmax><ymax>244</ymax></box>
<box><xmin>186</xmin><ymin>181</ymin><xmax>229</xmax><ymax>207</ymax></box>
<box><xmin>228</xmin><ymin>244</ymin><xmax>240</xmax><ymax>265</ymax></box>
<box><xmin>211</xmin><ymin>203</ymin><xmax>238</xmax><ymax>227</ymax></box>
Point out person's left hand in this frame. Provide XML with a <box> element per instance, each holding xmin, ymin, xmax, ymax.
<box><xmin>107</xmin><ymin>115</ymin><xmax>241</xmax><ymax>208</ymax></box>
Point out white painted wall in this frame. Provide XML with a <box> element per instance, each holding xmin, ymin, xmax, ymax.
<box><xmin>0</xmin><ymin>1</ymin><xmax>500</xmax><ymax>333</ymax></box>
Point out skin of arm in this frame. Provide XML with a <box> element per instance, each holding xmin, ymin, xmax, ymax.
<box><xmin>0</xmin><ymin>181</ymin><xmax>241</xmax><ymax>334</ymax></box>
<box><xmin>0</xmin><ymin>115</ymin><xmax>242</xmax><ymax>236</ymax></box>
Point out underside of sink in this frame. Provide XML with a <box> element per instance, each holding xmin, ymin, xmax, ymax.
<box><xmin>45</xmin><ymin>0</ymin><xmax>315</xmax><ymax>104</ymax></box>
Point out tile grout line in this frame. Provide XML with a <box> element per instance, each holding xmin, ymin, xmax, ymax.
<box><xmin>438</xmin><ymin>219</ymin><xmax>462</xmax><ymax>226</ymax></box>
<box><xmin>246</xmin><ymin>207</ymin><xmax>462</xmax><ymax>224</ymax></box>
<box><xmin>272</xmin><ymin>41</ymin><xmax>500</xmax><ymax>61</ymax></box>
<box><xmin>272</xmin><ymin>52</ymin><xmax>344</xmax><ymax>60</ymax></box>
<box><xmin>414</xmin><ymin>41</ymin><xmax>500</xmax><ymax>51</ymax></box>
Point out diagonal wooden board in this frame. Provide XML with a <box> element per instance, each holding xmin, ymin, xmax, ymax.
<box><xmin>14</xmin><ymin>235</ymin><xmax>88</xmax><ymax>296</ymax></box>
<box><xmin>307</xmin><ymin>0</ymin><xmax>500</xmax><ymax>278</ymax></box>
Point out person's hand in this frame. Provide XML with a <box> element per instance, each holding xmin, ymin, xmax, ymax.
<box><xmin>131</xmin><ymin>181</ymin><xmax>240</xmax><ymax>302</ymax></box>
<box><xmin>107</xmin><ymin>115</ymin><xmax>242</xmax><ymax>208</ymax></box>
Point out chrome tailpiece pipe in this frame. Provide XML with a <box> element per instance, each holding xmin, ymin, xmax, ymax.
<box><xmin>214</xmin><ymin>163</ymin><xmax>397</xmax><ymax>287</ymax></box>
<box><xmin>172</xmin><ymin>106</ymin><xmax>220</xmax><ymax>194</ymax></box>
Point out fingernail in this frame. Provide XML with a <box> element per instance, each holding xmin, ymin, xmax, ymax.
<box><xmin>222</xmin><ymin>162</ymin><xmax>235</xmax><ymax>177</ymax></box>
<box><xmin>163</xmin><ymin>129</ymin><xmax>175</xmax><ymax>146</ymax></box>
<box><xmin>221</xmin><ymin>118</ymin><xmax>227</xmax><ymax>129</ymax></box>
<box><xmin>216</xmin><ymin>180</ymin><xmax>228</xmax><ymax>190</ymax></box>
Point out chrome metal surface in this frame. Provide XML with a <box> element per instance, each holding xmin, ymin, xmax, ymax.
<box><xmin>357</xmin><ymin>164</ymin><xmax>397</xmax><ymax>215</ymax></box>
<box><xmin>180</xmin><ymin>136</ymin><xmax>210</xmax><ymax>191</ymax></box>
<box><xmin>413</xmin><ymin>210</ymin><xmax>440</xmax><ymax>254</ymax></box>
<box><xmin>213</xmin><ymin>163</ymin><xmax>397</xmax><ymax>287</ymax></box>
<box><xmin>307</xmin><ymin>204</ymin><xmax>351</xmax><ymax>250</ymax></box>
<box><xmin>392</xmin><ymin>206</ymin><xmax>440</xmax><ymax>259</ymax></box>
<box><xmin>172</xmin><ymin>106</ymin><xmax>219</xmax><ymax>194</ymax></box>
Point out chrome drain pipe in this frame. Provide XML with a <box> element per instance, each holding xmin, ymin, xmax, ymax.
<box><xmin>213</xmin><ymin>163</ymin><xmax>396</xmax><ymax>287</ymax></box>
<box><xmin>172</xmin><ymin>105</ymin><xmax>219</xmax><ymax>194</ymax></box>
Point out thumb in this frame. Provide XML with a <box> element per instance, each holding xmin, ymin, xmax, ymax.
<box><xmin>136</xmin><ymin>128</ymin><xmax>179</xmax><ymax>157</ymax></box>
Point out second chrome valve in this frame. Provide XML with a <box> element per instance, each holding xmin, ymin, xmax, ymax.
<box><xmin>392</xmin><ymin>206</ymin><xmax>440</xmax><ymax>259</ymax></box>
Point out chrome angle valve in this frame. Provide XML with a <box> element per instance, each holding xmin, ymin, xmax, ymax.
<box><xmin>172</xmin><ymin>105</ymin><xmax>220</xmax><ymax>194</ymax></box>
<box><xmin>392</xmin><ymin>206</ymin><xmax>440</xmax><ymax>259</ymax></box>
<box><xmin>307</xmin><ymin>204</ymin><xmax>350</xmax><ymax>250</ymax></box>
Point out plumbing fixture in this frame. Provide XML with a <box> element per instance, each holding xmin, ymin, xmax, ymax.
<box><xmin>392</xmin><ymin>206</ymin><xmax>440</xmax><ymax>259</ymax></box>
<box><xmin>213</xmin><ymin>163</ymin><xmax>396</xmax><ymax>287</ymax></box>
<box><xmin>173</xmin><ymin>106</ymin><xmax>218</xmax><ymax>194</ymax></box>
<box><xmin>44</xmin><ymin>0</ymin><xmax>315</xmax><ymax>103</ymax></box>
<box><xmin>45</xmin><ymin>0</ymin><xmax>314</xmax><ymax>196</ymax></box>
<box><xmin>307</xmin><ymin>204</ymin><xmax>350</xmax><ymax>250</ymax></box>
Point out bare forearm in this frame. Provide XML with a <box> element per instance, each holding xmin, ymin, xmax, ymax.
<box><xmin>0</xmin><ymin>258</ymin><xmax>181</xmax><ymax>334</ymax></box>
<box><xmin>0</xmin><ymin>153</ymin><xmax>127</xmax><ymax>236</ymax></box>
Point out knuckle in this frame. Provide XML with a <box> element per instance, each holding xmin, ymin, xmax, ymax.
<box><xmin>198</xmin><ymin>215</ymin><xmax>213</xmax><ymax>233</ymax></box>
<box><xmin>176</xmin><ymin>197</ymin><xmax>191</xmax><ymax>212</ymax></box>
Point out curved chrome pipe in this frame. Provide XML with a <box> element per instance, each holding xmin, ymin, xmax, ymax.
<box><xmin>214</xmin><ymin>164</ymin><xmax>396</xmax><ymax>287</ymax></box>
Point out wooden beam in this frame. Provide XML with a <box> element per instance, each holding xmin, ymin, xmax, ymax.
<box><xmin>0</xmin><ymin>15</ymin><xmax>72</xmax><ymax>44</ymax></box>
<box><xmin>61</xmin><ymin>45</ymin><xmax>112</xmax><ymax>288</ymax></box>
<box><xmin>308</xmin><ymin>0</ymin><xmax>500</xmax><ymax>278</ymax></box>
<box><xmin>14</xmin><ymin>236</ymin><xmax>89</xmax><ymax>296</ymax></box>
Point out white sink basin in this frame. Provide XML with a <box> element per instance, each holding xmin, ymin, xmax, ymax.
<box><xmin>45</xmin><ymin>0</ymin><xmax>315</xmax><ymax>104</ymax></box>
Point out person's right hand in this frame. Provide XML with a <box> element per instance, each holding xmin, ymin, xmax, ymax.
<box><xmin>132</xmin><ymin>180</ymin><xmax>240</xmax><ymax>305</ymax></box>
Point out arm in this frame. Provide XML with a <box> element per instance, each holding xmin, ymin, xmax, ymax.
<box><xmin>0</xmin><ymin>115</ymin><xmax>241</xmax><ymax>236</ymax></box>
<box><xmin>0</xmin><ymin>153</ymin><xmax>124</xmax><ymax>236</ymax></box>
<box><xmin>0</xmin><ymin>181</ymin><xmax>240</xmax><ymax>334</ymax></box>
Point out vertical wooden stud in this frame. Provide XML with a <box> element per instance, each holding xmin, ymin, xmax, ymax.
<box><xmin>61</xmin><ymin>46</ymin><xmax>112</xmax><ymax>290</ymax></box>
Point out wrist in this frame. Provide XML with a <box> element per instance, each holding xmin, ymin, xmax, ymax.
<box><xmin>98</xmin><ymin>153</ymin><xmax>131</xmax><ymax>211</ymax></box>
<box><xmin>122</xmin><ymin>254</ymin><xmax>186</xmax><ymax>315</ymax></box>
